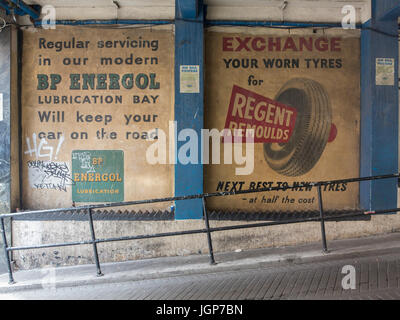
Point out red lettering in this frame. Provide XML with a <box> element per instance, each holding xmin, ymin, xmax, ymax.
<box><xmin>223</xmin><ymin>36</ymin><xmax>342</xmax><ymax>52</ymax></box>
<box><xmin>282</xmin><ymin>37</ymin><xmax>298</xmax><ymax>51</ymax></box>
<box><xmin>330</xmin><ymin>37</ymin><xmax>341</xmax><ymax>52</ymax></box>
<box><xmin>315</xmin><ymin>38</ymin><xmax>329</xmax><ymax>51</ymax></box>
<box><xmin>235</xmin><ymin>37</ymin><xmax>251</xmax><ymax>51</ymax></box>
<box><xmin>268</xmin><ymin>37</ymin><xmax>281</xmax><ymax>51</ymax></box>
<box><xmin>298</xmin><ymin>37</ymin><xmax>313</xmax><ymax>51</ymax></box>
<box><xmin>222</xmin><ymin>37</ymin><xmax>234</xmax><ymax>51</ymax></box>
<box><xmin>251</xmin><ymin>37</ymin><xmax>266</xmax><ymax>51</ymax></box>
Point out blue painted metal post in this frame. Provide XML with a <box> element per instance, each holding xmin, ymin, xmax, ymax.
<box><xmin>0</xmin><ymin>1</ymin><xmax>11</xmax><ymax>14</ymax></box>
<box><xmin>360</xmin><ymin>0</ymin><xmax>399</xmax><ymax>210</ymax></box>
<box><xmin>8</xmin><ymin>0</ymin><xmax>40</xmax><ymax>19</ymax></box>
<box><xmin>174</xmin><ymin>0</ymin><xmax>204</xmax><ymax>219</ymax></box>
<box><xmin>0</xmin><ymin>24</ymin><xmax>12</xmax><ymax>274</ymax></box>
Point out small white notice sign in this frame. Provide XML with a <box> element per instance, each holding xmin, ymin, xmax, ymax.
<box><xmin>180</xmin><ymin>65</ymin><xmax>200</xmax><ymax>93</ymax></box>
<box><xmin>376</xmin><ymin>58</ymin><xmax>395</xmax><ymax>86</ymax></box>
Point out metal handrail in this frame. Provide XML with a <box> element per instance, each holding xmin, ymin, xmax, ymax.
<box><xmin>1</xmin><ymin>173</ymin><xmax>399</xmax><ymax>284</ymax></box>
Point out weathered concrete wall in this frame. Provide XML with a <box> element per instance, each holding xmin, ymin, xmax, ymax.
<box><xmin>0</xmin><ymin>14</ymin><xmax>11</xmax><ymax>274</ymax></box>
<box><xmin>12</xmin><ymin>214</ymin><xmax>400</xmax><ymax>269</ymax></box>
<box><xmin>8</xmin><ymin>0</ymin><xmax>399</xmax><ymax>271</ymax></box>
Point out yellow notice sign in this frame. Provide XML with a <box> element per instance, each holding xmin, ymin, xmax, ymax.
<box><xmin>376</xmin><ymin>58</ymin><xmax>395</xmax><ymax>86</ymax></box>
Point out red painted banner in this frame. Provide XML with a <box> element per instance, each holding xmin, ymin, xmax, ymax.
<box><xmin>224</xmin><ymin>85</ymin><xmax>297</xmax><ymax>143</ymax></box>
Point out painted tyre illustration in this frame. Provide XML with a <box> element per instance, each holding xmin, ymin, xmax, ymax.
<box><xmin>263</xmin><ymin>78</ymin><xmax>332</xmax><ymax>177</ymax></box>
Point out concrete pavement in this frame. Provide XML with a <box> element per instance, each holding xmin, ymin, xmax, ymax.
<box><xmin>1</xmin><ymin>232</ymin><xmax>400</xmax><ymax>299</ymax></box>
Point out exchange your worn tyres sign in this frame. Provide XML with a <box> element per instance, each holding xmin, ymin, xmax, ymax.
<box><xmin>205</xmin><ymin>28</ymin><xmax>360</xmax><ymax>212</ymax></box>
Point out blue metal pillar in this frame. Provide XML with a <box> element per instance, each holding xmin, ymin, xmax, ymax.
<box><xmin>360</xmin><ymin>0</ymin><xmax>400</xmax><ymax>210</ymax></box>
<box><xmin>174</xmin><ymin>0</ymin><xmax>204</xmax><ymax>219</ymax></box>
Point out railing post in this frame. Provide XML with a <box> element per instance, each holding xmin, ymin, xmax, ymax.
<box><xmin>0</xmin><ymin>217</ymin><xmax>15</xmax><ymax>284</ymax></box>
<box><xmin>317</xmin><ymin>185</ymin><xmax>328</xmax><ymax>253</ymax></box>
<box><xmin>202</xmin><ymin>197</ymin><xmax>216</xmax><ymax>265</ymax></box>
<box><xmin>87</xmin><ymin>208</ymin><xmax>103</xmax><ymax>277</ymax></box>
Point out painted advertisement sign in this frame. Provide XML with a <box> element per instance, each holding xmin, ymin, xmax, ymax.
<box><xmin>224</xmin><ymin>85</ymin><xmax>298</xmax><ymax>144</ymax></box>
<box><xmin>72</xmin><ymin>150</ymin><xmax>124</xmax><ymax>202</ymax></box>
<box><xmin>21</xmin><ymin>26</ymin><xmax>174</xmax><ymax>209</ymax></box>
<box><xmin>205</xmin><ymin>28</ymin><xmax>361</xmax><ymax>211</ymax></box>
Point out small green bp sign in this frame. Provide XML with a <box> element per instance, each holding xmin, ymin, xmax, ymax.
<box><xmin>72</xmin><ymin>150</ymin><xmax>124</xmax><ymax>202</ymax></box>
